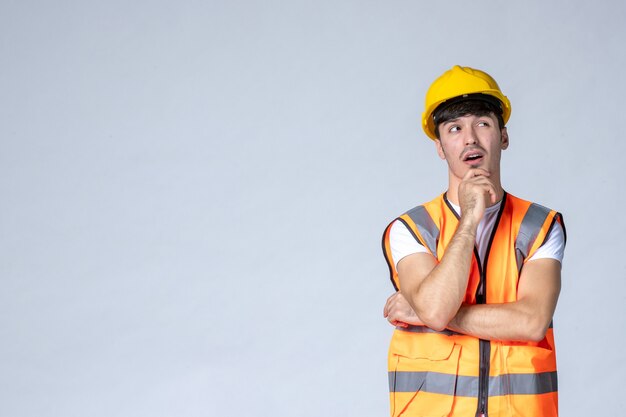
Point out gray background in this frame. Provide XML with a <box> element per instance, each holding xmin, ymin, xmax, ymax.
<box><xmin>1</xmin><ymin>0</ymin><xmax>624</xmax><ymax>416</ymax></box>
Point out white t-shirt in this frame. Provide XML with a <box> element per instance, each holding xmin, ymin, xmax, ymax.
<box><xmin>389</xmin><ymin>201</ymin><xmax>565</xmax><ymax>269</ymax></box>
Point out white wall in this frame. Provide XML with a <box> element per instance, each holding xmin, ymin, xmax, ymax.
<box><xmin>1</xmin><ymin>1</ymin><xmax>624</xmax><ymax>416</ymax></box>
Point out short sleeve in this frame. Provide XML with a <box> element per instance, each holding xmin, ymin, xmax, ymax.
<box><xmin>527</xmin><ymin>221</ymin><xmax>565</xmax><ymax>263</ymax></box>
<box><xmin>389</xmin><ymin>220</ymin><xmax>429</xmax><ymax>268</ymax></box>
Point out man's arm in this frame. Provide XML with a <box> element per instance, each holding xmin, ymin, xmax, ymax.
<box><xmin>386</xmin><ymin>258</ymin><xmax>561</xmax><ymax>342</ymax></box>
<box><xmin>448</xmin><ymin>258</ymin><xmax>561</xmax><ymax>342</ymax></box>
<box><xmin>396</xmin><ymin>246</ymin><xmax>470</xmax><ymax>331</ymax></box>
<box><xmin>397</xmin><ymin>168</ymin><xmax>496</xmax><ymax>331</ymax></box>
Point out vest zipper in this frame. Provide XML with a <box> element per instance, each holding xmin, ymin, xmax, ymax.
<box><xmin>477</xmin><ymin>335</ymin><xmax>490</xmax><ymax>416</ymax></box>
<box><xmin>474</xmin><ymin>251</ymin><xmax>490</xmax><ymax>417</ymax></box>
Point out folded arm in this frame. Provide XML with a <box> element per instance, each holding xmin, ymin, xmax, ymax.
<box><xmin>448</xmin><ymin>258</ymin><xmax>561</xmax><ymax>341</ymax></box>
<box><xmin>385</xmin><ymin>258</ymin><xmax>561</xmax><ymax>342</ymax></box>
<box><xmin>396</xmin><ymin>233</ymin><xmax>473</xmax><ymax>331</ymax></box>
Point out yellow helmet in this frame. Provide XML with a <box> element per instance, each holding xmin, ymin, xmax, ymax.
<box><xmin>422</xmin><ymin>65</ymin><xmax>511</xmax><ymax>140</ymax></box>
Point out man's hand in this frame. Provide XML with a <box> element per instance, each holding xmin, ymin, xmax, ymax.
<box><xmin>383</xmin><ymin>291</ymin><xmax>423</xmax><ymax>328</ymax></box>
<box><xmin>458</xmin><ymin>168</ymin><xmax>498</xmax><ymax>225</ymax></box>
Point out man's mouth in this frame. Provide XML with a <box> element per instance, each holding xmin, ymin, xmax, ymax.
<box><xmin>463</xmin><ymin>151</ymin><xmax>484</xmax><ymax>164</ymax></box>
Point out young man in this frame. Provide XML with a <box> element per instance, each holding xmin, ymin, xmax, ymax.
<box><xmin>381</xmin><ymin>66</ymin><xmax>565</xmax><ymax>417</ymax></box>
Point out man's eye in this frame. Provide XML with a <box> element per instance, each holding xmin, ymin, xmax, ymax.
<box><xmin>477</xmin><ymin>121</ymin><xmax>490</xmax><ymax>127</ymax></box>
<box><xmin>449</xmin><ymin>126</ymin><xmax>460</xmax><ymax>132</ymax></box>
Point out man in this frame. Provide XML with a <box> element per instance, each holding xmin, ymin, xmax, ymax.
<box><xmin>381</xmin><ymin>65</ymin><xmax>565</xmax><ymax>417</ymax></box>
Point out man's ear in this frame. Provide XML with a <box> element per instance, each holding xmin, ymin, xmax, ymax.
<box><xmin>435</xmin><ymin>139</ymin><xmax>446</xmax><ymax>160</ymax></box>
<box><xmin>501</xmin><ymin>127</ymin><xmax>509</xmax><ymax>150</ymax></box>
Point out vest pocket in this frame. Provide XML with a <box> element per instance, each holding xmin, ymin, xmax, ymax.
<box><xmin>496</xmin><ymin>343</ymin><xmax>558</xmax><ymax>417</ymax></box>
<box><xmin>502</xmin><ymin>342</ymin><xmax>555</xmax><ymax>374</ymax></box>
<box><xmin>389</xmin><ymin>332</ymin><xmax>461</xmax><ymax>417</ymax></box>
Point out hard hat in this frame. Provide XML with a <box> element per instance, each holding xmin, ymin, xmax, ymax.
<box><xmin>422</xmin><ymin>65</ymin><xmax>511</xmax><ymax>140</ymax></box>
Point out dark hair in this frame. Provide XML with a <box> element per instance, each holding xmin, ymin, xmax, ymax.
<box><xmin>432</xmin><ymin>94</ymin><xmax>505</xmax><ymax>139</ymax></box>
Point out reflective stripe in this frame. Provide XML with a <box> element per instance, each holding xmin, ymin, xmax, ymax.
<box><xmin>515</xmin><ymin>203</ymin><xmax>551</xmax><ymax>272</ymax></box>
<box><xmin>397</xmin><ymin>325</ymin><xmax>461</xmax><ymax>336</ymax></box>
<box><xmin>390</xmin><ymin>371</ymin><xmax>458</xmax><ymax>396</ymax></box>
<box><xmin>404</xmin><ymin>205</ymin><xmax>439</xmax><ymax>257</ymax></box>
<box><xmin>390</xmin><ymin>371</ymin><xmax>557</xmax><ymax>397</ymax></box>
<box><xmin>490</xmin><ymin>372</ymin><xmax>558</xmax><ymax>396</ymax></box>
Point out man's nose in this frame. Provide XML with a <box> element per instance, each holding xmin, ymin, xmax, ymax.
<box><xmin>465</xmin><ymin>127</ymin><xmax>478</xmax><ymax>145</ymax></box>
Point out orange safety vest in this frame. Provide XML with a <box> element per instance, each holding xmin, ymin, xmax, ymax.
<box><xmin>381</xmin><ymin>192</ymin><xmax>566</xmax><ymax>417</ymax></box>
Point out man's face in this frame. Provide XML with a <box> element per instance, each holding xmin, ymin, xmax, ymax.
<box><xmin>434</xmin><ymin>112</ymin><xmax>509</xmax><ymax>180</ymax></box>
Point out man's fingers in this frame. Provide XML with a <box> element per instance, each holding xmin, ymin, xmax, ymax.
<box><xmin>383</xmin><ymin>292</ymin><xmax>399</xmax><ymax>317</ymax></box>
<box><xmin>383</xmin><ymin>294</ymin><xmax>392</xmax><ymax>316</ymax></box>
<box><xmin>463</xmin><ymin>168</ymin><xmax>491</xmax><ymax>180</ymax></box>
<box><xmin>461</xmin><ymin>172</ymin><xmax>498</xmax><ymax>203</ymax></box>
